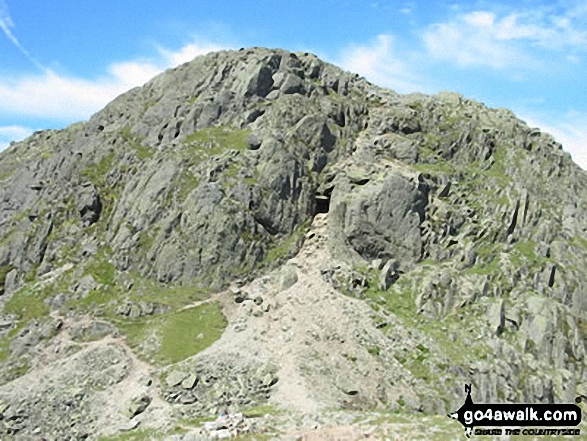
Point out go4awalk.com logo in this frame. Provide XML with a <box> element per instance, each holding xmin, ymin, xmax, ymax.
<box><xmin>448</xmin><ymin>385</ymin><xmax>582</xmax><ymax>438</ymax></box>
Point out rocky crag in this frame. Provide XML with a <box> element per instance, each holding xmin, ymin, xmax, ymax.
<box><xmin>0</xmin><ymin>47</ymin><xmax>586</xmax><ymax>439</ymax></box>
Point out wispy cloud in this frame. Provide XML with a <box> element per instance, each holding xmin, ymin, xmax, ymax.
<box><xmin>338</xmin><ymin>34</ymin><xmax>425</xmax><ymax>93</ymax></box>
<box><xmin>0</xmin><ymin>40</ymin><xmax>227</xmax><ymax>122</ymax></box>
<box><xmin>423</xmin><ymin>7</ymin><xmax>587</xmax><ymax>70</ymax></box>
<box><xmin>0</xmin><ymin>0</ymin><xmax>45</xmax><ymax>71</ymax></box>
<box><xmin>0</xmin><ymin>124</ymin><xmax>32</xmax><ymax>151</ymax></box>
<box><xmin>423</xmin><ymin>12</ymin><xmax>535</xmax><ymax>69</ymax></box>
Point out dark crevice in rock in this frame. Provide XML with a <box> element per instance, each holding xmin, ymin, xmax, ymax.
<box><xmin>315</xmin><ymin>195</ymin><xmax>330</xmax><ymax>214</ymax></box>
<box><xmin>548</xmin><ymin>265</ymin><xmax>556</xmax><ymax>288</ymax></box>
<box><xmin>507</xmin><ymin>200</ymin><xmax>520</xmax><ymax>236</ymax></box>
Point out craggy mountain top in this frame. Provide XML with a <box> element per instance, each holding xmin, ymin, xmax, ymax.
<box><xmin>0</xmin><ymin>47</ymin><xmax>586</xmax><ymax>439</ymax></box>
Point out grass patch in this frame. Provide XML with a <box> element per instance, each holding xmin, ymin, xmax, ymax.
<box><xmin>121</xmin><ymin>126</ymin><xmax>154</xmax><ymax>160</ymax></box>
<box><xmin>84</xmin><ymin>258</ymin><xmax>117</xmax><ymax>286</ymax></box>
<box><xmin>156</xmin><ymin>303</ymin><xmax>226</xmax><ymax>364</ymax></box>
<box><xmin>348</xmin><ymin>265</ymin><xmax>492</xmax><ymax>386</ymax></box>
<box><xmin>0</xmin><ymin>272</ymin><xmax>74</xmax><ymax>363</ymax></box>
<box><xmin>0</xmin><ymin>169</ymin><xmax>14</xmax><ymax>181</ymax></box>
<box><xmin>130</xmin><ymin>279</ymin><xmax>210</xmax><ymax>310</ymax></box>
<box><xmin>4</xmin><ymin>285</ymin><xmax>50</xmax><ymax>323</ymax></box>
<box><xmin>0</xmin><ymin>264</ymin><xmax>14</xmax><ymax>291</ymax></box>
<box><xmin>81</xmin><ymin>151</ymin><xmax>116</xmax><ymax>184</ymax></box>
<box><xmin>243</xmin><ymin>404</ymin><xmax>283</xmax><ymax>418</ymax></box>
<box><xmin>184</xmin><ymin>126</ymin><xmax>251</xmax><ymax>157</ymax></box>
<box><xmin>175</xmin><ymin>169</ymin><xmax>200</xmax><ymax>203</ymax></box>
<box><xmin>113</xmin><ymin>302</ymin><xmax>227</xmax><ymax>366</ymax></box>
<box><xmin>264</xmin><ymin>220</ymin><xmax>310</xmax><ymax>264</ymax></box>
<box><xmin>98</xmin><ymin>426</ymin><xmax>186</xmax><ymax>441</ymax></box>
<box><xmin>70</xmin><ymin>285</ymin><xmax>121</xmax><ymax>311</ymax></box>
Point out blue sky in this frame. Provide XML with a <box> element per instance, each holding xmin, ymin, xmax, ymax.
<box><xmin>0</xmin><ymin>0</ymin><xmax>586</xmax><ymax>168</ymax></box>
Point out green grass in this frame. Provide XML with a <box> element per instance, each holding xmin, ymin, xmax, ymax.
<box><xmin>98</xmin><ymin>426</ymin><xmax>187</xmax><ymax>441</ymax></box>
<box><xmin>68</xmin><ymin>271</ymin><xmax>211</xmax><ymax>323</ymax></box>
<box><xmin>70</xmin><ymin>285</ymin><xmax>122</xmax><ymax>310</ymax></box>
<box><xmin>81</xmin><ymin>151</ymin><xmax>119</xmax><ymax>226</ymax></box>
<box><xmin>243</xmin><ymin>404</ymin><xmax>283</xmax><ymax>418</ymax></box>
<box><xmin>184</xmin><ymin>126</ymin><xmax>251</xmax><ymax>155</ymax></box>
<box><xmin>129</xmin><ymin>279</ymin><xmax>210</xmax><ymax>309</ymax></box>
<box><xmin>0</xmin><ymin>264</ymin><xmax>14</xmax><ymax>291</ymax></box>
<box><xmin>0</xmin><ymin>266</ymin><xmax>75</xmax><ymax>362</ymax></box>
<box><xmin>175</xmin><ymin>169</ymin><xmax>200</xmax><ymax>203</ymax></box>
<box><xmin>81</xmin><ymin>151</ymin><xmax>116</xmax><ymax>184</ymax></box>
<box><xmin>157</xmin><ymin>303</ymin><xmax>226</xmax><ymax>364</ymax></box>
<box><xmin>121</xmin><ymin>126</ymin><xmax>154</xmax><ymax>160</ymax></box>
<box><xmin>264</xmin><ymin>220</ymin><xmax>310</xmax><ymax>263</ymax></box>
<box><xmin>84</xmin><ymin>258</ymin><xmax>117</xmax><ymax>286</ymax></box>
<box><xmin>171</xmin><ymin>126</ymin><xmax>253</xmax><ymax>200</ymax></box>
<box><xmin>343</xmin><ymin>265</ymin><xmax>492</xmax><ymax>399</ymax></box>
<box><xmin>0</xmin><ymin>168</ymin><xmax>14</xmax><ymax>181</ymax></box>
<box><xmin>4</xmin><ymin>285</ymin><xmax>50</xmax><ymax>323</ymax></box>
<box><xmin>114</xmin><ymin>302</ymin><xmax>227</xmax><ymax>366</ymax></box>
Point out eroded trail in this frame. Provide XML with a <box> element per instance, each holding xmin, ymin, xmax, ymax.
<box><xmin>191</xmin><ymin>212</ymin><xmax>420</xmax><ymax>416</ymax></box>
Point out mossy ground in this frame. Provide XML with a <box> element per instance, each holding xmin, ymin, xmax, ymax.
<box><xmin>98</xmin><ymin>426</ymin><xmax>187</xmax><ymax>441</ymax></box>
<box><xmin>112</xmin><ymin>302</ymin><xmax>227</xmax><ymax>365</ymax></box>
<box><xmin>343</xmin><ymin>265</ymin><xmax>492</xmax><ymax>405</ymax></box>
<box><xmin>67</xmin><ymin>260</ymin><xmax>227</xmax><ymax>365</ymax></box>
<box><xmin>0</xmin><ymin>264</ymin><xmax>14</xmax><ymax>292</ymax></box>
<box><xmin>183</xmin><ymin>126</ymin><xmax>251</xmax><ymax>158</ymax></box>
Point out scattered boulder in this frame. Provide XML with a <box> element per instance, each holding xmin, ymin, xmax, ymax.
<box><xmin>166</xmin><ymin>371</ymin><xmax>187</xmax><ymax>388</ymax></box>
<box><xmin>2</xmin><ymin>269</ymin><xmax>18</xmax><ymax>297</ymax></box>
<box><xmin>201</xmin><ymin>413</ymin><xmax>253</xmax><ymax>439</ymax></box>
<box><xmin>73</xmin><ymin>275</ymin><xmax>97</xmax><ymax>298</ymax></box>
<box><xmin>182</xmin><ymin>374</ymin><xmax>199</xmax><ymax>390</ymax></box>
<box><xmin>245</xmin><ymin>133</ymin><xmax>262</xmax><ymax>150</ymax></box>
<box><xmin>127</xmin><ymin>395</ymin><xmax>151</xmax><ymax>419</ymax></box>
<box><xmin>116</xmin><ymin>301</ymin><xmax>171</xmax><ymax>318</ymax></box>
<box><xmin>280</xmin><ymin>265</ymin><xmax>298</xmax><ymax>291</ymax></box>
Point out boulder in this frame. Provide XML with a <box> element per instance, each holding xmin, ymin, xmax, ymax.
<box><xmin>280</xmin><ymin>265</ymin><xmax>298</xmax><ymax>291</ymax></box>
<box><xmin>74</xmin><ymin>275</ymin><xmax>97</xmax><ymax>298</ymax></box>
<box><xmin>487</xmin><ymin>299</ymin><xmax>505</xmax><ymax>336</ymax></box>
<box><xmin>181</xmin><ymin>374</ymin><xmax>199</xmax><ymax>390</ymax></box>
<box><xmin>127</xmin><ymin>395</ymin><xmax>151</xmax><ymax>419</ymax></box>
<box><xmin>75</xmin><ymin>183</ymin><xmax>102</xmax><ymax>226</ymax></box>
<box><xmin>166</xmin><ymin>371</ymin><xmax>187</xmax><ymax>388</ymax></box>
<box><xmin>329</xmin><ymin>168</ymin><xmax>428</xmax><ymax>268</ymax></box>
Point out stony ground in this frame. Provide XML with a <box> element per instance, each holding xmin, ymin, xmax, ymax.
<box><xmin>0</xmin><ymin>212</ymin><xmax>584</xmax><ymax>440</ymax></box>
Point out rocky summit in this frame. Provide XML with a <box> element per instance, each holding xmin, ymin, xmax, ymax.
<box><xmin>0</xmin><ymin>47</ymin><xmax>586</xmax><ymax>440</ymax></box>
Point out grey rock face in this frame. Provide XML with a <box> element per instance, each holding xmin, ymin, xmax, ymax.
<box><xmin>1</xmin><ymin>46</ymin><xmax>587</xmax><ymax>430</ymax></box>
<box><xmin>75</xmin><ymin>183</ymin><xmax>102</xmax><ymax>226</ymax></box>
<box><xmin>329</xmin><ymin>166</ymin><xmax>428</xmax><ymax>268</ymax></box>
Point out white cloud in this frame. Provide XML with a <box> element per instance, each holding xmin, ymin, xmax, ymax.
<box><xmin>0</xmin><ymin>124</ymin><xmax>32</xmax><ymax>151</ymax></box>
<box><xmin>0</xmin><ymin>40</ymin><xmax>227</xmax><ymax>122</ymax></box>
<box><xmin>338</xmin><ymin>34</ymin><xmax>425</xmax><ymax>93</ymax></box>
<box><xmin>158</xmin><ymin>41</ymin><xmax>225</xmax><ymax>67</ymax></box>
<box><xmin>423</xmin><ymin>8</ymin><xmax>587</xmax><ymax>70</ymax></box>
<box><xmin>423</xmin><ymin>12</ymin><xmax>535</xmax><ymax>69</ymax></box>
<box><xmin>523</xmin><ymin>112</ymin><xmax>587</xmax><ymax>170</ymax></box>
